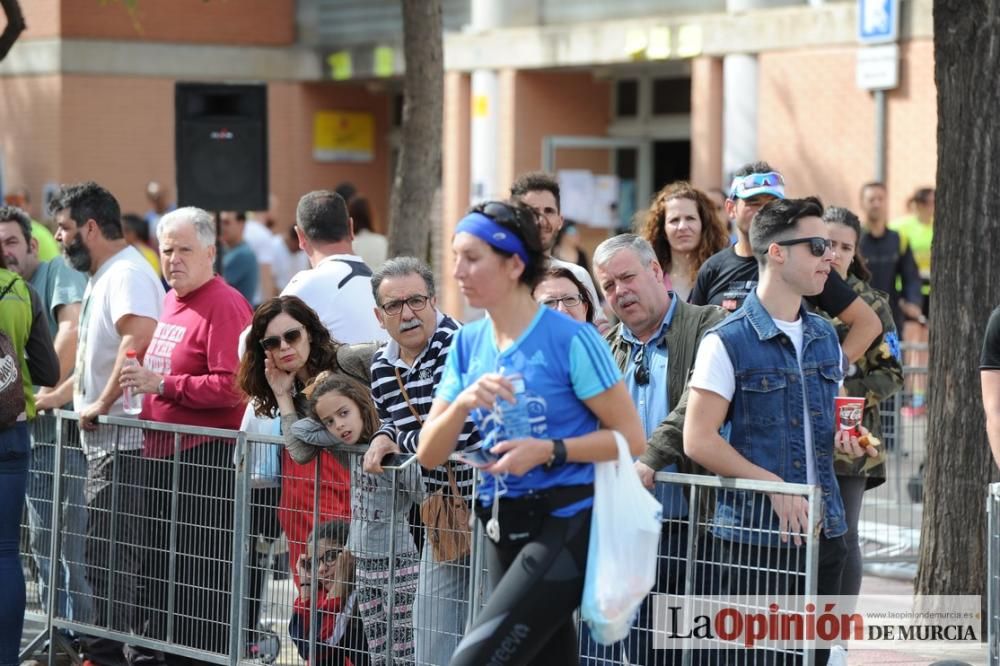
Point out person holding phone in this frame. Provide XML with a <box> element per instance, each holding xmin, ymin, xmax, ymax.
<box><xmin>418</xmin><ymin>200</ymin><xmax>645</xmax><ymax>666</ymax></box>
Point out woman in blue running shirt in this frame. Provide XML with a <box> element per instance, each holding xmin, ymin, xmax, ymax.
<box><xmin>418</xmin><ymin>201</ymin><xmax>644</xmax><ymax>666</ymax></box>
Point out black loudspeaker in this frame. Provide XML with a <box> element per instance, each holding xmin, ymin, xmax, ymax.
<box><xmin>175</xmin><ymin>82</ymin><xmax>268</xmax><ymax>212</ymax></box>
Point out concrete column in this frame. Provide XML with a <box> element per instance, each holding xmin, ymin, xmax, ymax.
<box><xmin>470</xmin><ymin>69</ymin><xmax>501</xmax><ymax>202</ymax></box>
<box><xmin>722</xmin><ymin>53</ymin><xmax>759</xmax><ymax>181</ymax></box>
<box><xmin>690</xmin><ymin>56</ymin><xmax>725</xmax><ymax>189</ymax></box>
<box><xmin>722</xmin><ymin>0</ymin><xmax>787</xmax><ymax>179</ymax></box>
<box><xmin>440</xmin><ymin>71</ymin><xmax>471</xmax><ymax>318</ymax></box>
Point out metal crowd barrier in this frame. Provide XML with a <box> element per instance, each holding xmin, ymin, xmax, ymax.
<box><xmin>22</xmin><ymin>412</ymin><xmax>823</xmax><ymax>666</ymax></box>
<box><xmin>858</xmin><ymin>347</ymin><xmax>928</xmax><ymax>576</ymax></box>
<box><xmin>467</xmin><ymin>472</ymin><xmax>823</xmax><ymax>666</ymax></box>
<box><xmin>988</xmin><ymin>482</ymin><xmax>1000</xmax><ymax>666</ymax></box>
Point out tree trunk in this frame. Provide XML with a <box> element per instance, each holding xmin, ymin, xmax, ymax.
<box><xmin>915</xmin><ymin>0</ymin><xmax>1000</xmax><ymax>613</ymax></box>
<box><xmin>0</xmin><ymin>0</ymin><xmax>26</xmax><ymax>62</ymax></box>
<box><xmin>387</xmin><ymin>0</ymin><xmax>443</xmax><ymax>261</ymax></box>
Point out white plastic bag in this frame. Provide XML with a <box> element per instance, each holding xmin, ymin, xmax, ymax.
<box><xmin>580</xmin><ymin>431</ymin><xmax>662</xmax><ymax>644</ymax></box>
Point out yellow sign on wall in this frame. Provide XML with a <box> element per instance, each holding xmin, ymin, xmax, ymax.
<box><xmin>313</xmin><ymin>111</ymin><xmax>375</xmax><ymax>163</ymax></box>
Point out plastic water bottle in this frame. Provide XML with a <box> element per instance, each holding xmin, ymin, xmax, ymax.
<box><xmin>122</xmin><ymin>350</ymin><xmax>143</xmax><ymax>415</ymax></box>
<box><xmin>497</xmin><ymin>372</ymin><xmax>532</xmax><ymax>439</ymax></box>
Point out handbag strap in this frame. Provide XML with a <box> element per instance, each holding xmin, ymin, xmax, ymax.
<box><xmin>393</xmin><ymin>367</ymin><xmax>424</xmax><ymax>425</ymax></box>
<box><xmin>444</xmin><ymin>460</ymin><xmax>462</xmax><ymax>497</ymax></box>
<box><xmin>394</xmin><ymin>367</ymin><xmax>462</xmax><ymax>496</ymax></box>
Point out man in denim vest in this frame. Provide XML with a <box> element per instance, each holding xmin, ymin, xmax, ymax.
<box><xmin>684</xmin><ymin>197</ymin><xmax>875</xmax><ymax>664</ymax></box>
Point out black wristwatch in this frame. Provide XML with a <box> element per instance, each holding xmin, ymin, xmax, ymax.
<box><xmin>546</xmin><ymin>438</ymin><xmax>567</xmax><ymax>469</ymax></box>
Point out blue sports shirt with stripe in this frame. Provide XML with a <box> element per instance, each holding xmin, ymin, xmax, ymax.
<box><xmin>436</xmin><ymin>306</ymin><xmax>622</xmax><ymax>516</ymax></box>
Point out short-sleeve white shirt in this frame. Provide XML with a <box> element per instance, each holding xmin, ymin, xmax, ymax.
<box><xmin>689</xmin><ymin>316</ymin><xmax>817</xmax><ymax>485</ymax></box>
<box><xmin>280</xmin><ymin>253</ymin><xmax>388</xmax><ymax>344</ymax></box>
<box><xmin>75</xmin><ymin>245</ymin><xmax>165</xmax><ymax>455</ymax></box>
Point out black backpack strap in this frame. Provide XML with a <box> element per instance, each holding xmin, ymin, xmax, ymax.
<box><xmin>0</xmin><ymin>277</ymin><xmax>21</xmax><ymax>301</ymax></box>
<box><xmin>335</xmin><ymin>259</ymin><xmax>373</xmax><ymax>289</ymax></box>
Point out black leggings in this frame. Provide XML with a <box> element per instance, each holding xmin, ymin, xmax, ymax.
<box><xmin>449</xmin><ymin>508</ymin><xmax>591</xmax><ymax>666</ymax></box>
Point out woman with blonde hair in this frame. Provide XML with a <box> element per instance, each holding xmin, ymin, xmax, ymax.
<box><xmin>640</xmin><ymin>181</ymin><xmax>729</xmax><ymax>302</ymax></box>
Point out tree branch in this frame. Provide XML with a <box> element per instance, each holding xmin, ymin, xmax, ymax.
<box><xmin>0</xmin><ymin>0</ymin><xmax>26</xmax><ymax>63</ymax></box>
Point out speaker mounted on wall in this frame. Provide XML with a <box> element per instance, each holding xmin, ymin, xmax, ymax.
<box><xmin>175</xmin><ymin>82</ymin><xmax>268</xmax><ymax>212</ymax></box>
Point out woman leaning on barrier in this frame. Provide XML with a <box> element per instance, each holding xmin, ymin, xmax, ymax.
<box><xmin>418</xmin><ymin>201</ymin><xmax>645</xmax><ymax>666</ymax></box>
<box><xmin>0</xmin><ymin>253</ymin><xmax>58</xmax><ymax>665</ymax></box>
<box><xmin>236</xmin><ymin>295</ymin><xmax>377</xmax><ymax>582</ymax></box>
<box><xmin>821</xmin><ymin>206</ymin><xmax>904</xmax><ymax>602</ymax></box>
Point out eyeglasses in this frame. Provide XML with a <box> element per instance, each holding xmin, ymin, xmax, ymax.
<box><xmin>540</xmin><ymin>294</ymin><xmax>584</xmax><ymax>310</ymax></box>
<box><xmin>730</xmin><ymin>171</ymin><xmax>785</xmax><ymax>198</ymax></box>
<box><xmin>381</xmin><ymin>294</ymin><xmax>431</xmax><ymax>316</ymax></box>
<box><xmin>303</xmin><ymin>548</ymin><xmax>341</xmax><ymax>570</ymax></box>
<box><xmin>775</xmin><ymin>236</ymin><xmax>833</xmax><ymax>258</ymax></box>
<box><xmin>260</xmin><ymin>326</ymin><xmax>305</xmax><ymax>352</ymax></box>
<box><xmin>634</xmin><ymin>346</ymin><xmax>650</xmax><ymax>386</ymax></box>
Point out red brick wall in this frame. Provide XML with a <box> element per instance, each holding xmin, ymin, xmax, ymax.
<box><xmin>0</xmin><ymin>75</ymin><xmax>63</xmax><ymax>218</ymax></box>
<box><xmin>885</xmin><ymin>39</ymin><xmax>937</xmax><ymax>217</ymax></box>
<box><xmin>504</xmin><ymin>70</ymin><xmax>612</xmax><ymax>189</ymax></box>
<box><xmin>60</xmin><ymin>0</ymin><xmax>296</xmax><ymax>46</ymax></box>
<box><xmin>45</xmin><ymin>77</ymin><xmax>391</xmax><ymax>234</ymax></box>
<box><xmin>758</xmin><ymin>40</ymin><xmax>936</xmax><ymax>218</ymax></box>
<box><xmin>18</xmin><ymin>0</ymin><xmax>61</xmax><ymax>39</ymax></box>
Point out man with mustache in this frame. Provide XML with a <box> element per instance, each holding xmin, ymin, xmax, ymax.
<box><xmin>51</xmin><ymin>181</ymin><xmax>165</xmax><ymax>666</ymax></box>
<box><xmin>593</xmin><ymin>233</ymin><xmax>726</xmax><ymax>665</ymax></box>
<box><xmin>362</xmin><ymin>256</ymin><xmax>480</xmax><ymax>666</ymax></box>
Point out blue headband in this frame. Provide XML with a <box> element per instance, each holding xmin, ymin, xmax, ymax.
<box><xmin>455</xmin><ymin>212</ymin><xmax>531</xmax><ymax>267</ymax></box>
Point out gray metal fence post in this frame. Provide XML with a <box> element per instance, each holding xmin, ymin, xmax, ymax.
<box><xmin>228</xmin><ymin>432</ymin><xmax>249</xmax><ymax>666</ymax></box>
<box><xmin>44</xmin><ymin>414</ymin><xmax>67</xmax><ymax>666</ymax></box>
<box><xmin>166</xmin><ymin>431</ymin><xmax>182</xmax><ymax>642</ymax></box>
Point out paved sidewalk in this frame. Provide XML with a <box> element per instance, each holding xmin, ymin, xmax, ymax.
<box><xmin>847</xmin><ymin>576</ymin><xmax>987</xmax><ymax>665</ymax></box>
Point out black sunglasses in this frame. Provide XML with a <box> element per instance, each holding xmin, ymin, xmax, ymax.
<box><xmin>304</xmin><ymin>547</ymin><xmax>341</xmax><ymax>570</ymax></box>
<box><xmin>260</xmin><ymin>326</ymin><xmax>305</xmax><ymax>352</ymax></box>
<box><xmin>634</xmin><ymin>346</ymin><xmax>650</xmax><ymax>386</ymax></box>
<box><xmin>473</xmin><ymin>201</ymin><xmax>525</xmax><ymax>228</ymax></box>
<box><xmin>775</xmin><ymin>236</ymin><xmax>833</xmax><ymax>258</ymax></box>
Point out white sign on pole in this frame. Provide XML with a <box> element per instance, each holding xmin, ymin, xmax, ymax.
<box><xmin>858</xmin><ymin>0</ymin><xmax>899</xmax><ymax>45</ymax></box>
<box><xmin>591</xmin><ymin>175</ymin><xmax>620</xmax><ymax>229</ymax></box>
<box><xmin>558</xmin><ymin>170</ymin><xmax>595</xmax><ymax>224</ymax></box>
<box><xmin>856</xmin><ymin>43</ymin><xmax>899</xmax><ymax>91</ymax></box>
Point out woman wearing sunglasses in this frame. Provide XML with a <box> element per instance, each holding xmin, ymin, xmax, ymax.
<box><xmin>418</xmin><ymin>201</ymin><xmax>645</xmax><ymax>665</ymax></box>
<box><xmin>237</xmin><ymin>295</ymin><xmax>377</xmax><ymax>581</ymax></box>
<box><xmin>533</xmin><ymin>266</ymin><xmax>596</xmax><ymax>325</ymax></box>
<box><xmin>640</xmin><ymin>180</ymin><xmax>729</xmax><ymax>302</ymax></box>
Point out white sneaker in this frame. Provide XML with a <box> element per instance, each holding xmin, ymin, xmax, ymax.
<box><xmin>827</xmin><ymin>645</ymin><xmax>849</xmax><ymax>666</ymax></box>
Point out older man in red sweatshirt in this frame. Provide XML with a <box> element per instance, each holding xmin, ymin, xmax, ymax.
<box><xmin>120</xmin><ymin>205</ymin><xmax>252</xmax><ymax>661</ymax></box>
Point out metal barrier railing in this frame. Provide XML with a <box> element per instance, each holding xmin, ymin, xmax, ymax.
<box><xmin>988</xmin><ymin>482</ymin><xmax>1000</xmax><ymax>666</ymax></box>
<box><xmin>21</xmin><ymin>412</ymin><xmax>824</xmax><ymax>666</ymax></box>
<box><xmin>858</xmin><ymin>350</ymin><xmax>928</xmax><ymax>574</ymax></box>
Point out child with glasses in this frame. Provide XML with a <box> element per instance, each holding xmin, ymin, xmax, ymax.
<box><xmin>300</xmin><ymin>371</ymin><xmax>422</xmax><ymax>666</ymax></box>
<box><xmin>290</xmin><ymin>519</ymin><xmax>370</xmax><ymax>666</ymax></box>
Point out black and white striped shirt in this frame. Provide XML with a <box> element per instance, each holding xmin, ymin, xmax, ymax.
<box><xmin>370</xmin><ymin>313</ymin><xmax>479</xmax><ymax>497</ymax></box>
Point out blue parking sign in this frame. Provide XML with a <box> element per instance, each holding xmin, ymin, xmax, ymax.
<box><xmin>858</xmin><ymin>0</ymin><xmax>899</xmax><ymax>44</ymax></box>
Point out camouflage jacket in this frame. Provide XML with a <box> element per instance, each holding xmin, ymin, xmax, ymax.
<box><xmin>825</xmin><ymin>275</ymin><xmax>903</xmax><ymax>485</ymax></box>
